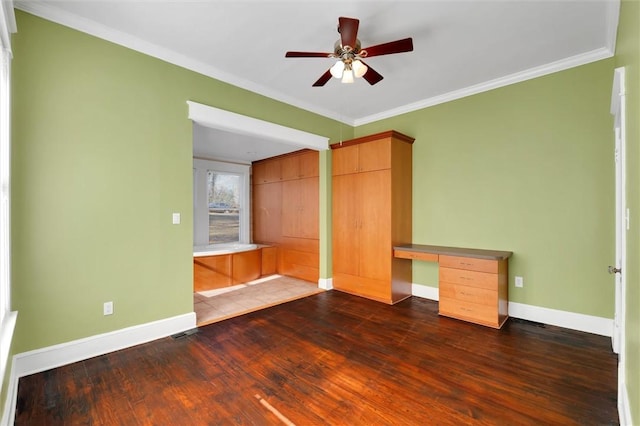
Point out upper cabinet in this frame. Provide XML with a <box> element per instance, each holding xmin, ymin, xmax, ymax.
<box><xmin>332</xmin><ymin>138</ymin><xmax>393</xmax><ymax>175</ymax></box>
<box><xmin>280</xmin><ymin>150</ymin><xmax>319</xmax><ymax>180</ymax></box>
<box><xmin>253</xmin><ymin>158</ymin><xmax>282</xmax><ymax>184</ymax></box>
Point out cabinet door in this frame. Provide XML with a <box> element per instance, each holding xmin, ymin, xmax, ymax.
<box><xmin>358</xmin><ymin>138</ymin><xmax>391</xmax><ymax>173</ymax></box>
<box><xmin>332</xmin><ymin>144</ymin><xmax>359</xmax><ymax>176</ymax></box>
<box><xmin>281</xmin><ymin>179</ymin><xmax>302</xmax><ymax>238</ymax></box>
<box><xmin>193</xmin><ymin>255</ymin><xmax>232</xmax><ymax>291</ymax></box>
<box><xmin>358</xmin><ymin>170</ymin><xmax>392</xmax><ymax>281</ymax></box>
<box><xmin>281</xmin><ymin>177</ymin><xmax>318</xmax><ymax>239</ymax></box>
<box><xmin>332</xmin><ymin>173</ymin><xmax>360</xmax><ymax>276</ymax></box>
<box><xmin>253</xmin><ymin>182</ymin><xmax>281</xmax><ymax>243</ymax></box>
<box><xmin>298</xmin><ymin>150</ymin><xmax>319</xmax><ymax>178</ymax></box>
<box><xmin>253</xmin><ymin>158</ymin><xmax>281</xmax><ymax>183</ymax></box>
<box><xmin>280</xmin><ymin>155</ymin><xmax>299</xmax><ymax>181</ymax></box>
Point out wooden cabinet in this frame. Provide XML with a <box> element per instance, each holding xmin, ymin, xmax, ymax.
<box><xmin>252</xmin><ymin>149</ymin><xmax>320</xmax><ymax>282</ymax></box>
<box><xmin>194</xmin><ymin>247</ymin><xmax>266</xmax><ymax>291</ymax></box>
<box><xmin>332</xmin><ymin>131</ymin><xmax>414</xmax><ymax>304</ymax></box>
<box><xmin>439</xmin><ymin>255</ymin><xmax>509</xmax><ymax>329</ymax></box>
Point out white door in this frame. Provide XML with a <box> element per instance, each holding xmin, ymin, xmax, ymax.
<box><xmin>610</xmin><ymin>67</ymin><xmax>627</xmax><ymax>356</ymax></box>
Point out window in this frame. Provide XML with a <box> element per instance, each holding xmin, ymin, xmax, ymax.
<box><xmin>193</xmin><ymin>159</ymin><xmax>250</xmax><ymax>246</ymax></box>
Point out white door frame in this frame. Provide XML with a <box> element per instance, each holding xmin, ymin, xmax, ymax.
<box><xmin>610</xmin><ymin>66</ymin><xmax>627</xmax><ymax>417</ymax></box>
<box><xmin>610</xmin><ymin>67</ymin><xmax>627</xmax><ymax>354</ymax></box>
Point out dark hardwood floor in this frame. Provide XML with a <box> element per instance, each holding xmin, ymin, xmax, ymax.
<box><xmin>15</xmin><ymin>291</ymin><xmax>618</xmax><ymax>425</ymax></box>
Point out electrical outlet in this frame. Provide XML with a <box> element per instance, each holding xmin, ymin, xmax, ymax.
<box><xmin>515</xmin><ymin>276</ymin><xmax>524</xmax><ymax>288</ymax></box>
<box><xmin>103</xmin><ymin>301</ymin><xmax>114</xmax><ymax>316</ymax></box>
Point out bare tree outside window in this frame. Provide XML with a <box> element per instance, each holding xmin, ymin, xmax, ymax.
<box><xmin>207</xmin><ymin>171</ymin><xmax>240</xmax><ymax>244</ymax></box>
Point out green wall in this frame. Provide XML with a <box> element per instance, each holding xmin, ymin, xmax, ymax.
<box><xmin>7</xmin><ymin>4</ymin><xmax>638</xmax><ymax>424</ymax></box>
<box><xmin>10</xmin><ymin>10</ymin><xmax>343</xmax><ymax>354</ymax></box>
<box><xmin>357</xmin><ymin>59</ymin><xmax>616</xmax><ymax>318</ymax></box>
<box><xmin>615</xmin><ymin>1</ymin><xmax>640</xmax><ymax>423</ymax></box>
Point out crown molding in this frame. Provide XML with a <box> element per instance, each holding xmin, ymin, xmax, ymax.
<box><xmin>354</xmin><ymin>47</ymin><xmax>614</xmax><ymax>126</ymax></box>
<box><xmin>15</xmin><ymin>0</ymin><xmax>619</xmax><ymax>128</ymax></box>
<box><xmin>13</xmin><ymin>1</ymin><xmax>351</xmax><ymax>125</ymax></box>
<box><xmin>0</xmin><ymin>0</ymin><xmax>16</xmax><ymax>52</ymax></box>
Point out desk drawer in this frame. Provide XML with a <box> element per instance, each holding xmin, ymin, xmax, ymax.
<box><xmin>439</xmin><ymin>267</ymin><xmax>498</xmax><ymax>290</ymax></box>
<box><xmin>439</xmin><ymin>255</ymin><xmax>499</xmax><ymax>273</ymax></box>
<box><xmin>439</xmin><ymin>282</ymin><xmax>497</xmax><ymax>306</ymax></box>
<box><xmin>439</xmin><ymin>297</ymin><xmax>497</xmax><ymax>326</ymax></box>
<box><xmin>394</xmin><ymin>249</ymin><xmax>438</xmax><ymax>262</ymax></box>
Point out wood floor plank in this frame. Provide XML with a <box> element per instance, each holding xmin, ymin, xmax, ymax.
<box><xmin>15</xmin><ymin>292</ymin><xmax>618</xmax><ymax>425</ymax></box>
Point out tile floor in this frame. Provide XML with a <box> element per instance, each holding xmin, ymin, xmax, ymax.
<box><xmin>194</xmin><ymin>274</ymin><xmax>324</xmax><ymax>326</ymax></box>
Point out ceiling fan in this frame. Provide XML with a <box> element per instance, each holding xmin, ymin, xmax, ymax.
<box><xmin>285</xmin><ymin>17</ymin><xmax>414</xmax><ymax>87</ymax></box>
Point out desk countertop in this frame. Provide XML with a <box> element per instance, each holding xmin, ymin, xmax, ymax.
<box><xmin>393</xmin><ymin>244</ymin><xmax>512</xmax><ymax>261</ymax></box>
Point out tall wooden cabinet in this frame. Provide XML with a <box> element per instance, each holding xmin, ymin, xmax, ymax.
<box><xmin>252</xmin><ymin>149</ymin><xmax>320</xmax><ymax>283</ymax></box>
<box><xmin>331</xmin><ymin>131</ymin><xmax>414</xmax><ymax>304</ymax></box>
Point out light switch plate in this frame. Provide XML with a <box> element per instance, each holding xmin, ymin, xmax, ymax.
<box><xmin>172</xmin><ymin>213</ymin><xmax>181</xmax><ymax>225</ymax></box>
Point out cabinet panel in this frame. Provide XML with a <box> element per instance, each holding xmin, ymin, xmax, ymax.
<box><xmin>280</xmin><ymin>155</ymin><xmax>299</xmax><ymax>181</ymax></box>
<box><xmin>358</xmin><ymin>138</ymin><xmax>391</xmax><ymax>172</ymax></box>
<box><xmin>279</xmin><ymin>248</ymin><xmax>319</xmax><ymax>282</ymax></box>
<box><xmin>358</xmin><ymin>170</ymin><xmax>392</xmax><ymax>282</ymax></box>
<box><xmin>280</xmin><ymin>150</ymin><xmax>319</xmax><ymax>180</ymax></box>
<box><xmin>193</xmin><ymin>255</ymin><xmax>232</xmax><ymax>291</ymax></box>
<box><xmin>281</xmin><ymin>177</ymin><xmax>318</xmax><ymax>239</ymax></box>
<box><xmin>253</xmin><ymin>159</ymin><xmax>281</xmax><ymax>184</ymax></box>
<box><xmin>261</xmin><ymin>246</ymin><xmax>277</xmax><ymax>276</ymax></box>
<box><xmin>299</xmin><ymin>150</ymin><xmax>319</xmax><ymax>178</ymax></box>
<box><xmin>332</xmin><ymin>173</ymin><xmax>360</xmax><ymax>277</ymax></box>
<box><xmin>253</xmin><ymin>182</ymin><xmax>281</xmax><ymax>244</ymax></box>
<box><xmin>439</xmin><ymin>267</ymin><xmax>499</xmax><ymax>290</ymax></box>
<box><xmin>232</xmin><ymin>250</ymin><xmax>262</xmax><ymax>285</ymax></box>
<box><xmin>333</xmin><ymin>273</ymin><xmax>390</xmax><ymax>303</ymax></box>
<box><xmin>332</xmin><ymin>144</ymin><xmax>359</xmax><ymax>176</ymax></box>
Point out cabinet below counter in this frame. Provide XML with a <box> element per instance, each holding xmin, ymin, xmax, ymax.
<box><xmin>394</xmin><ymin>244</ymin><xmax>512</xmax><ymax>329</ymax></box>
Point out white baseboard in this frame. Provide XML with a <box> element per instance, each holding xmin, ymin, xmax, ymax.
<box><xmin>1</xmin><ymin>359</ymin><xmax>18</xmax><ymax>426</ymax></box>
<box><xmin>619</xmin><ymin>377</ymin><xmax>633</xmax><ymax>425</ymax></box>
<box><xmin>2</xmin><ymin>312</ymin><xmax>195</xmax><ymax>425</ymax></box>
<box><xmin>412</xmin><ymin>283</ymin><xmax>438</xmax><ymax>300</ymax></box>
<box><xmin>13</xmin><ymin>312</ymin><xmax>196</xmax><ymax>378</ymax></box>
<box><xmin>508</xmin><ymin>302</ymin><xmax>613</xmax><ymax>337</ymax></box>
<box><xmin>411</xmin><ymin>284</ymin><xmax>613</xmax><ymax>337</ymax></box>
<box><xmin>318</xmin><ymin>278</ymin><xmax>333</xmax><ymax>290</ymax></box>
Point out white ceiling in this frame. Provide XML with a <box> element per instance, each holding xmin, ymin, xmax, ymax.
<box><xmin>15</xmin><ymin>0</ymin><xmax>619</xmax><ymax>163</ymax></box>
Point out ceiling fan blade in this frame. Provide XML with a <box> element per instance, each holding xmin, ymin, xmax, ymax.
<box><xmin>362</xmin><ymin>38</ymin><xmax>413</xmax><ymax>58</ymax></box>
<box><xmin>338</xmin><ymin>17</ymin><xmax>359</xmax><ymax>49</ymax></box>
<box><xmin>361</xmin><ymin>62</ymin><xmax>384</xmax><ymax>85</ymax></box>
<box><xmin>286</xmin><ymin>51</ymin><xmax>333</xmax><ymax>58</ymax></box>
<box><xmin>312</xmin><ymin>69</ymin><xmax>333</xmax><ymax>87</ymax></box>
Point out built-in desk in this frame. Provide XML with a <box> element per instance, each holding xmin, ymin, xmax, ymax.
<box><xmin>394</xmin><ymin>244</ymin><xmax>512</xmax><ymax>329</ymax></box>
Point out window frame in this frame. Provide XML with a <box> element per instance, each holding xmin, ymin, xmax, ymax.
<box><xmin>193</xmin><ymin>158</ymin><xmax>250</xmax><ymax>247</ymax></box>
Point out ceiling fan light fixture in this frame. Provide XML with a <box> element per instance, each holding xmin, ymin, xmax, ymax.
<box><xmin>330</xmin><ymin>60</ymin><xmax>345</xmax><ymax>79</ymax></box>
<box><xmin>341</xmin><ymin>68</ymin><xmax>354</xmax><ymax>84</ymax></box>
<box><xmin>352</xmin><ymin>59</ymin><xmax>368</xmax><ymax>78</ymax></box>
